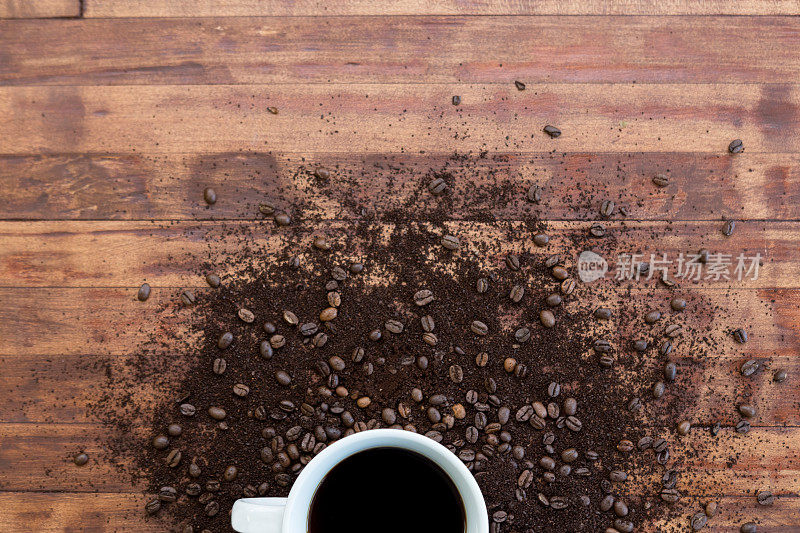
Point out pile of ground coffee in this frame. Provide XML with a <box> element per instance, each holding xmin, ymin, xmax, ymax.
<box><xmin>102</xmin><ymin>204</ymin><xmax>702</xmax><ymax>533</ymax></box>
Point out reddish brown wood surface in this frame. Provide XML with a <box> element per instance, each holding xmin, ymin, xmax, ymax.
<box><xmin>0</xmin><ymin>0</ymin><xmax>78</xmax><ymax>18</ymax></box>
<box><xmin>1</xmin><ymin>3</ymin><xmax>799</xmax><ymax>532</ymax></box>
<box><xmin>3</xmin><ymin>17</ymin><xmax>800</xmax><ymax>85</ymax></box>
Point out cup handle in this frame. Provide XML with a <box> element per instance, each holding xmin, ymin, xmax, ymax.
<box><xmin>231</xmin><ymin>497</ymin><xmax>288</xmax><ymax>533</ymax></box>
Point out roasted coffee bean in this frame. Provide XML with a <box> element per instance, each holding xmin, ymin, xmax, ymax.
<box><xmin>733</xmin><ymin>328</ymin><xmax>748</xmax><ymax>344</ymax></box>
<box><xmin>514</xmin><ymin>327</ymin><xmax>531</xmax><ymax>343</ymax></box>
<box><xmin>136</xmin><ymin>283</ymin><xmax>151</xmax><ymax>302</ymax></box>
<box><xmin>145</xmin><ymin>498</ymin><xmax>162</xmax><ymax>515</ymax></box>
<box><xmin>452</xmin><ymin>95</ymin><xmax>461</xmax><ymax>105</ymax></box>
<box><xmin>420</xmin><ymin>315</ymin><xmax>435</xmax><ymax>332</ymax></box>
<box><xmin>547</xmin><ymin>382</ymin><xmax>561</xmax><ymax>398</ymax></box>
<box><xmin>152</xmin><ymin>434</ymin><xmax>170</xmax><ymax>449</ymax></box>
<box><xmin>661</xmin><ymin>488</ymin><xmax>680</xmax><ymax>503</ymax></box>
<box><xmin>208</xmin><ymin>406</ymin><xmax>226</xmax><ymax>420</ymax></box>
<box><xmin>561</xmin><ymin>448</ymin><xmax>578</xmax><ymax>463</ymax></box>
<box><xmin>471</xmin><ymin>320</ymin><xmax>488</xmax><ymax>335</ymax></box>
<box><xmin>614</xmin><ymin>500</ymin><xmax>629</xmax><ymax>517</ymax></box>
<box><xmin>617</xmin><ymin>439</ymin><xmax>634</xmax><ymax>453</ymax></box>
<box><xmin>510</xmin><ymin>284</ymin><xmax>525</xmax><ymax>303</ymax></box>
<box><xmin>552</xmin><ymin>266</ymin><xmax>568</xmax><ymax>280</ymax></box>
<box><xmin>705</xmin><ymin>501</ymin><xmax>718</xmax><ymax>518</ymax></box>
<box><xmin>204</xmin><ymin>500</ymin><xmax>219</xmax><ymax>517</ymax></box>
<box><xmin>275</xmin><ymin>370</ymin><xmax>291</xmax><ymax>386</ymax></box>
<box><xmin>213</xmin><ymin>357</ymin><xmax>227</xmax><ymax>374</ymax></box>
<box><xmin>736</xmin><ymin>420</ymin><xmax>751</xmax><ymax>433</ymax></box>
<box><xmin>543</xmin><ymin>125</ymin><xmax>561</xmax><ymax>138</ymax></box>
<box><xmin>757</xmin><ymin>490</ymin><xmax>774</xmax><ymax>506</ymax></box>
<box><xmin>414</xmin><ymin>289</ymin><xmax>434</xmax><ymax>306</ymax></box>
<box><xmin>274</xmin><ymin>211</ymin><xmax>291</xmax><ymax>226</ymax></box>
<box><xmin>614</xmin><ymin>520</ymin><xmax>634</xmax><ymax>533</ymax></box>
<box><xmin>645</xmin><ymin>310</ymin><xmax>662</xmax><ymax>324</ymax></box>
<box><xmin>73</xmin><ymin>452</ymin><xmax>89</xmax><ymax>466</ymax></box>
<box><xmin>665</xmin><ymin>324</ymin><xmax>683</xmax><ymax>338</ymax></box>
<box><xmin>202</xmin><ymin>187</ymin><xmax>217</xmax><ymax>205</ymax></box>
<box><xmin>157</xmin><ymin>486</ymin><xmax>177</xmax><ymax>503</ymax></box>
<box><xmin>594</xmin><ymin>338</ymin><xmax>613</xmax><ymax>353</ymax></box>
<box><xmin>670</xmin><ymin>297</ymin><xmax>686</xmax><ymax>311</ymax></box>
<box><xmin>449</xmin><ymin>365</ymin><xmax>464</xmax><ymax>383</ymax></box>
<box><xmin>653</xmin><ymin>381</ymin><xmax>666</xmax><ymax>398</ymax></box>
<box><xmin>165</xmin><ymin>449</ymin><xmax>182</xmax><ymax>468</ymax></box>
<box><xmin>505</xmin><ymin>254</ymin><xmax>521</xmax><ymax>271</ymax></box>
<box><xmin>774</xmin><ymin>368</ymin><xmax>788</xmax><ymax>382</ymax></box>
<box><xmin>560</xmin><ymin>278</ymin><xmax>576</xmax><ymax>294</ymax></box>
<box><xmin>653</xmin><ymin>174</ymin><xmax>670</xmax><ymax>187</ymax></box>
<box><xmin>594</xmin><ymin>307</ymin><xmax>612</xmax><ymax>320</ymax></box>
<box><xmin>638</xmin><ymin>436</ymin><xmax>653</xmax><ymax>451</ymax></box>
<box><xmin>180</xmin><ymin>403</ymin><xmax>196</xmax><ymax>417</ymax></box>
<box><xmin>729</xmin><ymin>139</ymin><xmax>744</xmax><ymax>154</ymax></box>
<box><xmin>218</xmin><ymin>332</ymin><xmax>233</xmax><ymax>349</ymax></box>
<box><xmin>634</xmin><ymin>339</ymin><xmax>649</xmax><ymax>352</ymax></box>
<box><xmin>739</xmin><ymin>404</ymin><xmax>756</xmax><ymax>418</ymax></box>
<box><xmin>238</xmin><ymin>308</ymin><xmax>255</xmax><ymax>323</ymax></box>
<box><xmin>677</xmin><ymin>420</ymin><xmax>691</xmax><ymax>435</ymax></box>
<box><xmin>180</xmin><ymin>290</ymin><xmax>196</xmax><ymax>306</ymax></box>
<box><xmin>609</xmin><ymin>470</ymin><xmax>627</xmax><ymax>482</ymax></box>
<box><xmin>441</xmin><ymin>234</ymin><xmax>460</xmax><ymax>251</ymax></box>
<box><xmin>589</xmin><ymin>223</ymin><xmax>606</xmax><ymax>237</ymax></box>
<box><xmin>664</xmin><ymin>362</ymin><xmax>677</xmax><ymax>381</ymax></box>
<box><xmin>527</xmin><ymin>185</ymin><xmax>542</xmax><ymax>203</ymax></box>
<box><xmin>741</xmin><ymin>359</ymin><xmax>759</xmax><ymax>376</ymax></box>
<box><xmin>233</xmin><ymin>383</ymin><xmax>250</xmax><ymax>397</ymax></box>
<box><xmin>600</xmin><ymin>494</ymin><xmax>615</xmax><ymax>511</ymax></box>
<box><xmin>740</xmin><ymin>523</ymin><xmax>757</xmax><ymax>533</ymax></box>
<box><xmin>533</xmin><ymin>233</ymin><xmax>549</xmax><ymax>247</ymax></box>
<box><xmin>627</xmin><ymin>397</ymin><xmax>642</xmax><ymax>411</ymax></box>
<box><xmin>258</xmin><ymin>202</ymin><xmax>275</xmax><ymax>216</ymax></box>
<box><xmin>600</xmin><ymin>200</ymin><xmax>615</xmax><ymax>218</ymax></box>
<box><xmin>722</xmin><ymin>219</ymin><xmax>736</xmax><ymax>236</ymax></box>
<box><xmin>540</xmin><ymin>310</ymin><xmax>556</xmax><ymax>328</ymax></box>
<box><xmin>563</xmin><ymin>397</ymin><xmax>577</xmax><ymax>416</ymax></box>
<box><xmin>428</xmin><ymin>177</ymin><xmax>447</xmax><ymax>196</ymax></box>
<box><xmin>565</xmin><ymin>416</ymin><xmax>582</xmax><ymax>432</ymax></box>
<box><xmin>691</xmin><ymin>512</ymin><xmax>708</xmax><ymax>531</ymax></box>
<box><xmin>476</xmin><ymin>277</ymin><xmax>489</xmax><ymax>293</ymax></box>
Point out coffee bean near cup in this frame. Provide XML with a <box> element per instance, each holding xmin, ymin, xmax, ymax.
<box><xmin>231</xmin><ymin>428</ymin><xmax>488</xmax><ymax>533</ymax></box>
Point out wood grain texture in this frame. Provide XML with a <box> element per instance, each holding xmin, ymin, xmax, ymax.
<box><xmin>0</xmin><ymin>491</ymin><xmax>797</xmax><ymax>532</ymax></box>
<box><xmin>83</xmin><ymin>0</ymin><xmax>800</xmax><ymax>17</ymax></box>
<box><xmin>1</xmin><ymin>423</ymin><xmax>797</xmax><ymax>495</ymax></box>
<box><xmin>2</xmin><ymin>152</ymin><xmax>800</xmax><ymax>221</ymax></box>
<box><xmin>1</xmin><ymin>83</ymin><xmax>799</xmax><ymax>154</ymax></box>
<box><xmin>3</xmin><ymin>16</ymin><xmax>800</xmax><ymax>85</ymax></box>
<box><xmin>0</xmin><ymin>220</ymin><xmax>796</xmax><ymax>288</ymax></box>
<box><xmin>0</xmin><ymin>0</ymin><xmax>78</xmax><ymax>18</ymax></box>
<box><xmin>2</xmin><ymin>287</ymin><xmax>797</xmax><ymax>425</ymax></box>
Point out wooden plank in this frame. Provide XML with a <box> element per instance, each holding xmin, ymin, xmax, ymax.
<box><xmin>3</xmin><ymin>152</ymin><xmax>800</xmax><ymax>221</ymax></box>
<box><xmin>0</xmin><ymin>492</ymin><xmax>797</xmax><ymax>533</ymax></box>
<box><xmin>0</xmin><ymin>287</ymin><xmax>797</xmax><ymax>423</ymax></box>
<box><xmin>0</xmin><ymin>0</ymin><xmax>78</xmax><ymax>18</ymax></box>
<box><xmin>2</xmin><ymin>84</ymin><xmax>799</xmax><ymax>154</ymax></box>
<box><xmin>2</xmin><ymin>351</ymin><xmax>797</xmax><ymax>426</ymax></box>
<box><xmin>0</xmin><ymin>221</ymin><xmax>797</xmax><ymax>288</ymax></box>
<box><xmin>83</xmin><ymin>1</ymin><xmax>800</xmax><ymax>17</ymax></box>
<box><xmin>4</xmin><ymin>17</ymin><xmax>800</xmax><ymax>85</ymax></box>
<box><xmin>0</xmin><ymin>423</ymin><xmax>797</xmax><ymax>495</ymax></box>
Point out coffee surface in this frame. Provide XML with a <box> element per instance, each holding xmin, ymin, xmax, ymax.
<box><xmin>308</xmin><ymin>447</ymin><xmax>465</xmax><ymax>533</ymax></box>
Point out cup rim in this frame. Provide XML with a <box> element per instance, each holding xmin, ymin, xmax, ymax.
<box><xmin>283</xmin><ymin>428</ymin><xmax>488</xmax><ymax>533</ymax></box>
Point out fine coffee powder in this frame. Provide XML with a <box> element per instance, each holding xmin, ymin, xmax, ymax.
<box><xmin>308</xmin><ymin>447</ymin><xmax>465</xmax><ymax>533</ymax></box>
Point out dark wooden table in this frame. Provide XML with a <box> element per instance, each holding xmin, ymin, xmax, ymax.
<box><xmin>1</xmin><ymin>1</ymin><xmax>799</xmax><ymax>531</ymax></box>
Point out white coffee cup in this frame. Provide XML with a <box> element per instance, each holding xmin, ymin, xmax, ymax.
<box><xmin>231</xmin><ymin>428</ymin><xmax>488</xmax><ymax>533</ymax></box>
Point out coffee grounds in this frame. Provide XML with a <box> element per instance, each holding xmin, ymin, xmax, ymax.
<box><xmin>89</xmin><ymin>203</ymin><xmax>705</xmax><ymax>533</ymax></box>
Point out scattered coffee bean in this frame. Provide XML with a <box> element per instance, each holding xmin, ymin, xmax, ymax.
<box><xmin>73</xmin><ymin>452</ymin><xmax>89</xmax><ymax>466</ymax></box>
<box><xmin>452</xmin><ymin>95</ymin><xmax>461</xmax><ymax>106</ymax></box>
<box><xmin>756</xmin><ymin>490</ymin><xmax>774</xmax><ymax>506</ymax></box>
<box><xmin>543</xmin><ymin>125</ymin><xmax>561</xmax><ymax>138</ymax></box>
<box><xmin>774</xmin><ymin>368</ymin><xmax>787</xmax><ymax>382</ymax></box>
<box><xmin>203</xmin><ymin>187</ymin><xmax>216</xmax><ymax>205</ymax></box>
<box><xmin>137</xmin><ymin>283</ymin><xmax>151</xmax><ymax>301</ymax></box>
<box><xmin>652</xmin><ymin>174</ymin><xmax>669</xmax><ymax>187</ymax></box>
<box><xmin>729</xmin><ymin>139</ymin><xmax>744</xmax><ymax>154</ymax></box>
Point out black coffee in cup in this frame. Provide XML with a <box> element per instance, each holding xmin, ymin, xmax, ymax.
<box><xmin>307</xmin><ymin>447</ymin><xmax>465</xmax><ymax>533</ymax></box>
